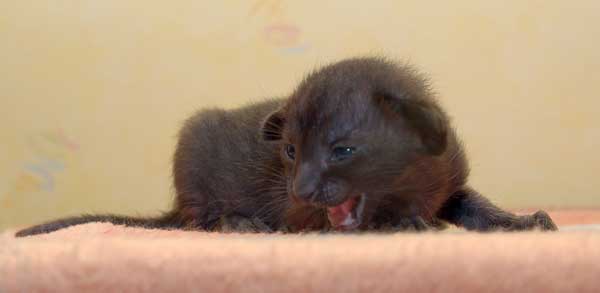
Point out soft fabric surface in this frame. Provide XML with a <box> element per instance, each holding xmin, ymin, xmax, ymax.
<box><xmin>2</xmin><ymin>218</ymin><xmax>600</xmax><ymax>293</ymax></box>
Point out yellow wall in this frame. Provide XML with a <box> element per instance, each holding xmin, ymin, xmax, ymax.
<box><xmin>1</xmin><ymin>1</ymin><xmax>599</xmax><ymax>230</ymax></box>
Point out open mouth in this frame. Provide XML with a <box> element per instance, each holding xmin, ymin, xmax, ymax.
<box><xmin>326</xmin><ymin>194</ymin><xmax>366</xmax><ymax>231</ymax></box>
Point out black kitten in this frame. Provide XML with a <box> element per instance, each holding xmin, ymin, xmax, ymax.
<box><xmin>16</xmin><ymin>57</ymin><xmax>557</xmax><ymax>237</ymax></box>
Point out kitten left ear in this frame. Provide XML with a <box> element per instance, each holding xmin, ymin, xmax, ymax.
<box><xmin>261</xmin><ymin>109</ymin><xmax>286</xmax><ymax>141</ymax></box>
<box><xmin>377</xmin><ymin>94</ymin><xmax>448</xmax><ymax>155</ymax></box>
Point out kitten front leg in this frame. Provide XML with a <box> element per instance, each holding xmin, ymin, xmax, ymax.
<box><xmin>392</xmin><ymin>216</ymin><xmax>430</xmax><ymax>231</ymax></box>
<box><xmin>368</xmin><ymin>213</ymin><xmax>434</xmax><ymax>232</ymax></box>
<box><xmin>437</xmin><ymin>186</ymin><xmax>557</xmax><ymax>231</ymax></box>
<box><xmin>216</xmin><ymin>214</ymin><xmax>273</xmax><ymax>233</ymax></box>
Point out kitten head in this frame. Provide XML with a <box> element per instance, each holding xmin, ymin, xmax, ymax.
<box><xmin>261</xmin><ymin>57</ymin><xmax>448</xmax><ymax>230</ymax></box>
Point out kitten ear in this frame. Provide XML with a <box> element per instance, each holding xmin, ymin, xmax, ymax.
<box><xmin>261</xmin><ymin>109</ymin><xmax>286</xmax><ymax>141</ymax></box>
<box><xmin>377</xmin><ymin>94</ymin><xmax>448</xmax><ymax>155</ymax></box>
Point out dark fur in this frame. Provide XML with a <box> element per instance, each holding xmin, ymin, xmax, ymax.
<box><xmin>16</xmin><ymin>57</ymin><xmax>556</xmax><ymax>237</ymax></box>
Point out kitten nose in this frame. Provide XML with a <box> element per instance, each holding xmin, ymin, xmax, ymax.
<box><xmin>294</xmin><ymin>185</ymin><xmax>318</xmax><ymax>202</ymax></box>
<box><xmin>293</xmin><ymin>164</ymin><xmax>320</xmax><ymax>202</ymax></box>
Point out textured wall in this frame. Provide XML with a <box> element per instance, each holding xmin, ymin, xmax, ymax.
<box><xmin>1</xmin><ymin>1</ymin><xmax>599</xmax><ymax>230</ymax></box>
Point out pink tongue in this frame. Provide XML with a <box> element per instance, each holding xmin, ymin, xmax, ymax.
<box><xmin>327</xmin><ymin>197</ymin><xmax>357</xmax><ymax>228</ymax></box>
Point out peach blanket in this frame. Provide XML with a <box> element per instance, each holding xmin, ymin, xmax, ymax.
<box><xmin>1</xmin><ymin>222</ymin><xmax>600</xmax><ymax>293</ymax></box>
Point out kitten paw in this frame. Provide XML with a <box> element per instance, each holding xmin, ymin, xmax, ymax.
<box><xmin>532</xmin><ymin>210</ymin><xmax>558</xmax><ymax>231</ymax></box>
<box><xmin>390</xmin><ymin>216</ymin><xmax>430</xmax><ymax>232</ymax></box>
<box><xmin>218</xmin><ymin>215</ymin><xmax>273</xmax><ymax>233</ymax></box>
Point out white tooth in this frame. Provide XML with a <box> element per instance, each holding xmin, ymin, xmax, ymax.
<box><xmin>341</xmin><ymin>195</ymin><xmax>366</xmax><ymax>228</ymax></box>
<box><xmin>354</xmin><ymin>194</ymin><xmax>366</xmax><ymax>218</ymax></box>
<box><xmin>341</xmin><ymin>213</ymin><xmax>355</xmax><ymax>226</ymax></box>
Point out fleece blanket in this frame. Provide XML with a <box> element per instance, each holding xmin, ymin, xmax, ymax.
<box><xmin>1</xmin><ymin>210</ymin><xmax>600</xmax><ymax>293</ymax></box>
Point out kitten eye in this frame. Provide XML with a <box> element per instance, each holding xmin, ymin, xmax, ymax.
<box><xmin>331</xmin><ymin>146</ymin><xmax>356</xmax><ymax>162</ymax></box>
<box><xmin>285</xmin><ymin>144</ymin><xmax>296</xmax><ymax>160</ymax></box>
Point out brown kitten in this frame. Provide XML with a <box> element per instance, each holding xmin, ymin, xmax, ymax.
<box><xmin>16</xmin><ymin>57</ymin><xmax>557</xmax><ymax>237</ymax></box>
